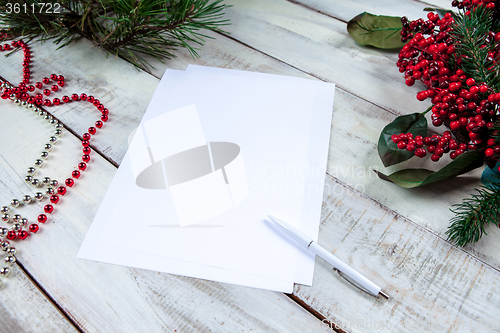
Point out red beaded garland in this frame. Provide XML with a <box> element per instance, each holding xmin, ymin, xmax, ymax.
<box><xmin>18</xmin><ymin>230</ymin><xmax>28</xmax><ymax>240</ymax></box>
<box><xmin>29</xmin><ymin>224</ymin><xmax>39</xmax><ymax>233</ymax></box>
<box><xmin>72</xmin><ymin>170</ymin><xmax>81</xmax><ymax>179</ymax></box>
<box><xmin>78</xmin><ymin>162</ymin><xmax>87</xmax><ymax>171</ymax></box>
<box><xmin>88</xmin><ymin>127</ymin><xmax>96</xmax><ymax>135</ymax></box>
<box><xmin>50</xmin><ymin>195</ymin><xmax>60</xmax><ymax>204</ymax></box>
<box><xmin>65</xmin><ymin>178</ymin><xmax>75</xmax><ymax>187</ymax></box>
<box><xmin>37</xmin><ymin>214</ymin><xmax>47</xmax><ymax>223</ymax></box>
<box><xmin>44</xmin><ymin>205</ymin><xmax>54</xmax><ymax>214</ymax></box>
<box><xmin>57</xmin><ymin>186</ymin><xmax>67</xmax><ymax>195</ymax></box>
<box><xmin>82</xmin><ymin>154</ymin><xmax>91</xmax><ymax>162</ymax></box>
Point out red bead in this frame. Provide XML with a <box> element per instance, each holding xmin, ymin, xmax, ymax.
<box><xmin>44</xmin><ymin>204</ymin><xmax>54</xmax><ymax>214</ymax></box>
<box><xmin>93</xmin><ymin>100</ymin><xmax>100</xmax><ymax>106</ymax></box>
<box><xmin>72</xmin><ymin>170</ymin><xmax>81</xmax><ymax>179</ymax></box>
<box><xmin>27</xmin><ymin>85</ymin><xmax>35</xmax><ymax>91</ymax></box>
<box><xmin>83</xmin><ymin>133</ymin><xmax>91</xmax><ymax>140</ymax></box>
<box><xmin>50</xmin><ymin>74</ymin><xmax>58</xmax><ymax>81</ymax></box>
<box><xmin>51</xmin><ymin>84</ymin><xmax>59</xmax><ymax>92</ymax></box>
<box><xmin>82</xmin><ymin>154</ymin><xmax>90</xmax><ymax>162</ymax></box>
<box><xmin>97</xmin><ymin>104</ymin><xmax>105</xmax><ymax>111</ymax></box>
<box><xmin>37</xmin><ymin>214</ymin><xmax>47</xmax><ymax>223</ymax></box>
<box><xmin>3</xmin><ymin>44</ymin><xmax>11</xmax><ymax>51</ymax></box>
<box><xmin>42</xmin><ymin>77</ymin><xmax>50</xmax><ymax>84</ymax></box>
<box><xmin>57</xmin><ymin>186</ymin><xmax>67</xmax><ymax>195</ymax></box>
<box><xmin>62</xmin><ymin>96</ymin><xmax>70</xmax><ymax>103</ymax></box>
<box><xmin>50</xmin><ymin>195</ymin><xmax>60</xmax><ymax>204</ymax></box>
<box><xmin>43</xmin><ymin>99</ymin><xmax>52</xmax><ymax>106</ymax></box>
<box><xmin>29</xmin><ymin>224</ymin><xmax>39</xmax><ymax>233</ymax></box>
<box><xmin>53</xmin><ymin>98</ymin><xmax>61</xmax><ymax>105</ymax></box>
<box><xmin>6</xmin><ymin>231</ymin><xmax>16</xmax><ymax>240</ymax></box>
<box><xmin>80</xmin><ymin>93</ymin><xmax>87</xmax><ymax>101</ymax></box>
<box><xmin>43</xmin><ymin>89</ymin><xmax>51</xmax><ymax>96</ymax></box>
<box><xmin>83</xmin><ymin>147</ymin><xmax>91</xmax><ymax>154</ymax></box>
<box><xmin>18</xmin><ymin>230</ymin><xmax>28</xmax><ymax>240</ymax></box>
<box><xmin>65</xmin><ymin>178</ymin><xmax>75</xmax><ymax>187</ymax></box>
<box><xmin>82</xmin><ymin>140</ymin><xmax>90</xmax><ymax>147</ymax></box>
<box><xmin>57</xmin><ymin>80</ymin><xmax>65</xmax><ymax>87</ymax></box>
<box><xmin>101</xmin><ymin>114</ymin><xmax>108</xmax><ymax>122</ymax></box>
<box><xmin>78</xmin><ymin>162</ymin><xmax>87</xmax><ymax>171</ymax></box>
<box><xmin>101</xmin><ymin>108</ymin><xmax>108</xmax><ymax>116</ymax></box>
<box><xmin>71</xmin><ymin>94</ymin><xmax>79</xmax><ymax>101</ymax></box>
<box><xmin>95</xmin><ymin>120</ymin><xmax>103</xmax><ymax>128</ymax></box>
<box><xmin>88</xmin><ymin>127</ymin><xmax>96</xmax><ymax>135</ymax></box>
<box><xmin>87</xmin><ymin>96</ymin><xmax>95</xmax><ymax>103</ymax></box>
<box><xmin>58</xmin><ymin>75</ymin><xmax>65</xmax><ymax>82</ymax></box>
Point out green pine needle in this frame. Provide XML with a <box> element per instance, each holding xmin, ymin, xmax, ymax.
<box><xmin>446</xmin><ymin>180</ymin><xmax>500</xmax><ymax>247</ymax></box>
<box><xmin>0</xmin><ymin>0</ymin><xmax>231</xmax><ymax>71</ymax></box>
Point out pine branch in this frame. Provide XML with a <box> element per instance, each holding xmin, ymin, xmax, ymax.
<box><xmin>446</xmin><ymin>180</ymin><xmax>500</xmax><ymax>246</ymax></box>
<box><xmin>450</xmin><ymin>6</ymin><xmax>500</xmax><ymax>90</ymax></box>
<box><xmin>0</xmin><ymin>0</ymin><xmax>231</xmax><ymax>70</ymax></box>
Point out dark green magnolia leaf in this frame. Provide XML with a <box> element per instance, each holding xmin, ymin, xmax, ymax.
<box><xmin>378</xmin><ymin>112</ymin><xmax>428</xmax><ymax>167</ymax></box>
<box><xmin>347</xmin><ymin>12</ymin><xmax>406</xmax><ymax>49</ymax></box>
<box><xmin>375</xmin><ymin>149</ymin><xmax>485</xmax><ymax>188</ymax></box>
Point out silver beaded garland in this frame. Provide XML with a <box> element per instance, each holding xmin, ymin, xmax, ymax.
<box><xmin>4</xmin><ymin>256</ymin><xmax>16</xmax><ymax>265</ymax></box>
<box><xmin>34</xmin><ymin>192</ymin><xmax>44</xmax><ymax>201</ymax></box>
<box><xmin>27</xmin><ymin>167</ymin><xmax>37</xmax><ymax>175</ymax></box>
<box><xmin>44</xmin><ymin>143</ymin><xmax>52</xmax><ymax>151</ymax></box>
<box><xmin>35</xmin><ymin>159</ymin><xmax>44</xmax><ymax>167</ymax></box>
<box><xmin>43</xmin><ymin>177</ymin><xmax>51</xmax><ymax>184</ymax></box>
<box><xmin>0</xmin><ymin>207</ymin><xmax>9</xmax><ymax>214</ymax></box>
<box><xmin>31</xmin><ymin>178</ymin><xmax>40</xmax><ymax>187</ymax></box>
<box><xmin>41</xmin><ymin>151</ymin><xmax>49</xmax><ymax>159</ymax></box>
<box><xmin>25</xmin><ymin>175</ymin><xmax>34</xmax><ymax>183</ymax></box>
<box><xmin>46</xmin><ymin>187</ymin><xmax>55</xmax><ymax>195</ymax></box>
<box><xmin>10</xmin><ymin>199</ymin><xmax>20</xmax><ymax>208</ymax></box>
<box><xmin>0</xmin><ymin>267</ymin><xmax>11</xmax><ymax>277</ymax></box>
<box><xmin>22</xmin><ymin>195</ymin><xmax>32</xmax><ymax>204</ymax></box>
<box><xmin>49</xmin><ymin>136</ymin><xmax>58</xmax><ymax>144</ymax></box>
<box><xmin>1</xmin><ymin>214</ymin><xmax>9</xmax><ymax>222</ymax></box>
<box><xmin>49</xmin><ymin>180</ymin><xmax>58</xmax><ymax>187</ymax></box>
<box><xmin>5</xmin><ymin>247</ymin><xmax>15</xmax><ymax>255</ymax></box>
<box><xmin>13</xmin><ymin>214</ymin><xmax>21</xmax><ymax>222</ymax></box>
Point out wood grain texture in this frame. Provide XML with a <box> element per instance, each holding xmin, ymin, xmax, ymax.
<box><xmin>1</xmin><ymin>0</ymin><xmax>499</xmax><ymax>331</ymax></box>
<box><xmin>294</xmin><ymin>175</ymin><xmax>500</xmax><ymax>333</ymax></box>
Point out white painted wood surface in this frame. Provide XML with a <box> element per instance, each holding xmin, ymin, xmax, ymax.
<box><xmin>0</xmin><ymin>0</ymin><xmax>499</xmax><ymax>332</ymax></box>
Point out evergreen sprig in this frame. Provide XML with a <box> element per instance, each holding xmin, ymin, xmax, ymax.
<box><xmin>446</xmin><ymin>180</ymin><xmax>500</xmax><ymax>246</ymax></box>
<box><xmin>0</xmin><ymin>0</ymin><xmax>230</xmax><ymax>70</ymax></box>
<box><xmin>449</xmin><ymin>6</ymin><xmax>500</xmax><ymax>91</ymax></box>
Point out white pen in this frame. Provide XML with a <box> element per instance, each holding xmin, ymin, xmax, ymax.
<box><xmin>267</xmin><ymin>215</ymin><xmax>389</xmax><ymax>299</ymax></box>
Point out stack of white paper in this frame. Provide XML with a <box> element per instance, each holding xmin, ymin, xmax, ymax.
<box><xmin>77</xmin><ymin>65</ymin><xmax>335</xmax><ymax>292</ymax></box>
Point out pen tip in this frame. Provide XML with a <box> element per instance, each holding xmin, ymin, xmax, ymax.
<box><xmin>378</xmin><ymin>290</ymin><xmax>389</xmax><ymax>300</ymax></box>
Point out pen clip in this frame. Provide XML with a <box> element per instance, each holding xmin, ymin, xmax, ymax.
<box><xmin>333</xmin><ymin>268</ymin><xmax>372</xmax><ymax>295</ymax></box>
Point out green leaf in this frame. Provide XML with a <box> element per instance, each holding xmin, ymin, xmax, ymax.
<box><xmin>347</xmin><ymin>12</ymin><xmax>406</xmax><ymax>49</ymax></box>
<box><xmin>375</xmin><ymin>149</ymin><xmax>485</xmax><ymax>188</ymax></box>
<box><xmin>378</xmin><ymin>112</ymin><xmax>428</xmax><ymax>167</ymax></box>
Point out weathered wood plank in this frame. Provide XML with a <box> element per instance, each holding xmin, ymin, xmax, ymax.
<box><xmin>0</xmin><ymin>42</ymin><xmax>331</xmax><ymax>333</ymax></box>
<box><xmin>294</xmin><ymin>175</ymin><xmax>500</xmax><ymax>333</ymax></box>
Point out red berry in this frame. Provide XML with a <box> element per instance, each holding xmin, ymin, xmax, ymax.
<box><xmin>417</xmin><ymin>91</ymin><xmax>429</xmax><ymax>101</ymax></box>
<box><xmin>431</xmin><ymin>153</ymin><xmax>440</xmax><ymax>161</ymax></box>
<box><xmin>397</xmin><ymin>141</ymin><xmax>407</xmax><ymax>149</ymax></box>
<box><xmin>485</xmin><ymin>148</ymin><xmax>494</xmax><ymax>157</ymax></box>
<box><xmin>450</xmin><ymin>121</ymin><xmax>461</xmax><ymax>130</ymax></box>
<box><xmin>466</xmin><ymin>78</ymin><xmax>476</xmax><ymax>86</ymax></box>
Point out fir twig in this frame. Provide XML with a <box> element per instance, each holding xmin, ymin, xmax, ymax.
<box><xmin>446</xmin><ymin>180</ymin><xmax>500</xmax><ymax>246</ymax></box>
<box><xmin>0</xmin><ymin>0</ymin><xmax>231</xmax><ymax>70</ymax></box>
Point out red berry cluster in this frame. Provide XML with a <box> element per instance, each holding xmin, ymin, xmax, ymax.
<box><xmin>394</xmin><ymin>3</ymin><xmax>500</xmax><ymax>168</ymax></box>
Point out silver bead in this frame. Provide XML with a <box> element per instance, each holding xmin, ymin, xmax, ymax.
<box><xmin>49</xmin><ymin>136</ymin><xmax>58</xmax><ymax>144</ymax></box>
<box><xmin>44</xmin><ymin>115</ymin><xmax>53</xmax><ymax>122</ymax></box>
<box><xmin>27</xmin><ymin>167</ymin><xmax>37</xmax><ymax>175</ymax></box>
<box><xmin>0</xmin><ymin>206</ymin><xmax>9</xmax><ymax>214</ymax></box>
<box><xmin>27</xmin><ymin>103</ymin><xmax>34</xmax><ymax>109</ymax></box>
<box><xmin>46</xmin><ymin>187</ymin><xmax>55</xmax><ymax>195</ymax></box>
<box><xmin>0</xmin><ymin>267</ymin><xmax>11</xmax><ymax>277</ymax></box>
<box><xmin>1</xmin><ymin>214</ymin><xmax>10</xmax><ymax>222</ymax></box>
<box><xmin>9</xmin><ymin>94</ymin><xmax>15</xmax><ymax>99</ymax></box>
<box><xmin>41</xmin><ymin>151</ymin><xmax>49</xmax><ymax>159</ymax></box>
<box><xmin>0</xmin><ymin>229</ymin><xmax>8</xmax><ymax>238</ymax></box>
<box><xmin>0</xmin><ymin>240</ymin><xmax>9</xmax><ymax>249</ymax></box>
<box><xmin>4</xmin><ymin>256</ymin><xmax>16</xmax><ymax>265</ymax></box>
<box><xmin>20</xmin><ymin>218</ymin><xmax>28</xmax><ymax>226</ymax></box>
<box><xmin>35</xmin><ymin>159</ymin><xmax>44</xmax><ymax>167</ymax></box>
<box><xmin>25</xmin><ymin>175</ymin><xmax>33</xmax><ymax>183</ymax></box>
<box><xmin>38</xmin><ymin>110</ymin><xmax>46</xmax><ymax>117</ymax></box>
<box><xmin>31</xmin><ymin>178</ymin><xmax>40</xmax><ymax>187</ymax></box>
<box><xmin>54</xmin><ymin>129</ymin><xmax>63</xmax><ymax>137</ymax></box>
<box><xmin>13</xmin><ymin>99</ymin><xmax>20</xmax><ymax>104</ymax></box>
<box><xmin>13</xmin><ymin>214</ymin><xmax>21</xmax><ymax>222</ymax></box>
<box><xmin>33</xmin><ymin>107</ymin><xmax>41</xmax><ymax>113</ymax></box>
<box><xmin>10</xmin><ymin>199</ymin><xmax>20</xmax><ymax>208</ymax></box>
<box><xmin>44</xmin><ymin>144</ymin><xmax>53</xmax><ymax>151</ymax></box>
<box><xmin>43</xmin><ymin>177</ymin><xmax>51</xmax><ymax>185</ymax></box>
<box><xmin>55</xmin><ymin>123</ymin><xmax>63</xmax><ymax>129</ymax></box>
<box><xmin>13</xmin><ymin>224</ymin><xmax>21</xmax><ymax>232</ymax></box>
<box><xmin>49</xmin><ymin>180</ymin><xmax>58</xmax><ymax>187</ymax></box>
<box><xmin>34</xmin><ymin>192</ymin><xmax>44</xmax><ymax>201</ymax></box>
<box><xmin>5</xmin><ymin>247</ymin><xmax>15</xmax><ymax>255</ymax></box>
<box><xmin>21</xmin><ymin>101</ymin><xmax>28</xmax><ymax>107</ymax></box>
<box><xmin>50</xmin><ymin>119</ymin><xmax>58</xmax><ymax>125</ymax></box>
<box><xmin>23</xmin><ymin>195</ymin><xmax>32</xmax><ymax>204</ymax></box>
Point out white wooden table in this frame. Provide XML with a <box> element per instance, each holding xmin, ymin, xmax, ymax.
<box><xmin>1</xmin><ymin>0</ymin><xmax>499</xmax><ymax>332</ymax></box>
